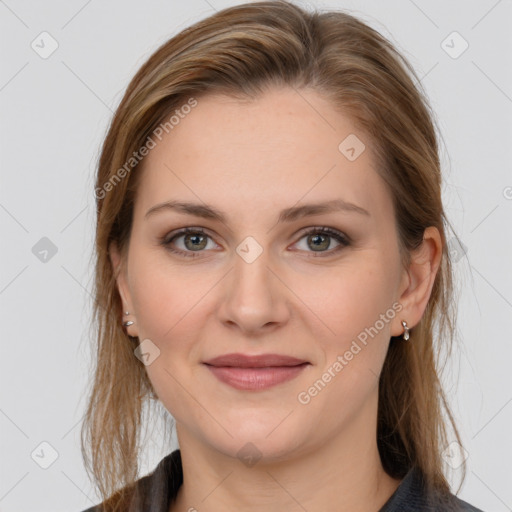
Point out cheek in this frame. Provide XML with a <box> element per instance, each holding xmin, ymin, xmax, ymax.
<box><xmin>127</xmin><ymin>253</ymin><xmax>207</xmax><ymax>417</ymax></box>
<box><xmin>128</xmin><ymin>247</ymin><xmax>214</xmax><ymax>340</ymax></box>
<box><xmin>295</xmin><ymin>262</ymin><xmax>398</xmax><ymax>419</ymax></box>
<box><xmin>293</xmin><ymin>257</ymin><xmax>398</xmax><ymax>347</ymax></box>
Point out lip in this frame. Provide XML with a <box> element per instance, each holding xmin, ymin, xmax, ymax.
<box><xmin>203</xmin><ymin>353</ymin><xmax>310</xmax><ymax>391</ymax></box>
<box><xmin>204</xmin><ymin>353</ymin><xmax>308</xmax><ymax>368</ymax></box>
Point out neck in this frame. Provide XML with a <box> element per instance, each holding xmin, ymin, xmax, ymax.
<box><xmin>170</xmin><ymin>395</ymin><xmax>402</xmax><ymax>512</ymax></box>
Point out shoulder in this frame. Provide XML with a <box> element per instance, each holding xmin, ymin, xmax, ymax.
<box><xmin>451</xmin><ymin>496</ymin><xmax>485</xmax><ymax>512</ymax></box>
<box><xmin>78</xmin><ymin>449</ymin><xmax>182</xmax><ymax>512</ymax></box>
<box><xmin>424</xmin><ymin>494</ymin><xmax>485</xmax><ymax>512</ymax></box>
<box><xmin>379</xmin><ymin>467</ymin><xmax>486</xmax><ymax>512</ymax></box>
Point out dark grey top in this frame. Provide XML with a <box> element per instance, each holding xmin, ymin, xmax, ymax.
<box><xmin>81</xmin><ymin>449</ymin><xmax>484</xmax><ymax>511</ymax></box>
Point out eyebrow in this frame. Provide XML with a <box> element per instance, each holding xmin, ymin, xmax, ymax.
<box><xmin>144</xmin><ymin>198</ymin><xmax>370</xmax><ymax>224</ymax></box>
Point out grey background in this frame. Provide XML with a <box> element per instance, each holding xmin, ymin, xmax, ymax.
<box><xmin>1</xmin><ymin>0</ymin><xmax>511</xmax><ymax>511</ymax></box>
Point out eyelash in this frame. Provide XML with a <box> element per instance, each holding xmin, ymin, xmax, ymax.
<box><xmin>160</xmin><ymin>226</ymin><xmax>350</xmax><ymax>259</ymax></box>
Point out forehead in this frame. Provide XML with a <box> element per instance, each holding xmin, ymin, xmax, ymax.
<box><xmin>133</xmin><ymin>87</ymin><xmax>393</xmax><ymax>226</ymax></box>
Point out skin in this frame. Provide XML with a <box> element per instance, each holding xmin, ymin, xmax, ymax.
<box><xmin>110</xmin><ymin>86</ymin><xmax>442</xmax><ymax>512</ymax></box>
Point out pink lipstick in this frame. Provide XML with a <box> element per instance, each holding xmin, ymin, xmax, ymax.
<box><xmin>203</xmin><ymin>353</ymin><xmax>310</xmax><ymax>391</ymax></box>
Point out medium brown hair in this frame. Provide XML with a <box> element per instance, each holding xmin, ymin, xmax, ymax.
<box><xmin>81</xmin><ymin>1</ymin><xmax>466</xmax><ymax>509</ymax></box>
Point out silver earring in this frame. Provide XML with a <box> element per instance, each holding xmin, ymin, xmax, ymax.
<box><xmin>401</xmin><ymin>320</ymin><xmax>410</xmax><ymax>341</ymax></box>
<box><xmin>123</xmin><ymin>311</ymin><xmax>134</xmax><ymax>327</ymax></box>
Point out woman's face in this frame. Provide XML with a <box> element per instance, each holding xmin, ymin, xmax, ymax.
<box><xmin>113</xmin><ymin>86</ymin><xmax>410</xmax><ymax>462</ymax></box>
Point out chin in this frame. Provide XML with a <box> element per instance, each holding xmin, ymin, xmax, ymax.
<box><xmin>211</xmin><ymin>434</ymin><xmax>305</xmax><ymax>466</ymax></box>
<box><xmin>201</xmin><ymin>412</ymin><xmax>308</xmax><ymax>463</ymax></box>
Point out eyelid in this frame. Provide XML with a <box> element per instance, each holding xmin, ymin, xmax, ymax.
<box><xmin>297</xmin><ymin>226</ymin><xmax>351</xmax><ymax>244</ymax></box>
<box><xmin>161</xmin><ymin>226</ymin><xmax>218</xmax><ymax>248</ymax></box>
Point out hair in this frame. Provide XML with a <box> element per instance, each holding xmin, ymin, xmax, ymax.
<box><xmin>81</xmin><ymin>1</ymin><xmax>466</xmax><ymax>509</ymax></box>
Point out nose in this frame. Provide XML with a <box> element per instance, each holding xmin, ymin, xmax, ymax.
<box><xmin>217</xmin><ymin>245</ymin><xmax>290</xmax><ymax>335</ymax></box>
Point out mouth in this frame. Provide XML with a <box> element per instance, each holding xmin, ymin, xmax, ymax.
<box><xmin>203</xmin><ymin>353</ymin><xmax>310</xmax><ymax>391</ymax></box>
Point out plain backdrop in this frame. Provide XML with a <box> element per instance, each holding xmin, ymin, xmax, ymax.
<box><xmin>0</xmin><ymin>1</ymin><xmax>511</xmax><ymax>511</ymax></box>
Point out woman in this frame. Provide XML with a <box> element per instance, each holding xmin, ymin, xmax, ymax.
<box><xmin>80</xmin><ymin>1</ymin><xmax>484</xmax><ymax>510</ymax></box>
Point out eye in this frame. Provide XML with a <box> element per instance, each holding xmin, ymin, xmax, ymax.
<box><xmin>160</xmin><ymin>227</ymin><xmax>218</xmax><ymax>258</ymax></box>
<box><xmin>292</xmin><ymin>226</ymin><xmax>350</xmax><ymax>256</ymax></box>
<box><xmin>160</xmin><ymin>226</ymin><xmax>350</xmax><ymax>259</ymax></box>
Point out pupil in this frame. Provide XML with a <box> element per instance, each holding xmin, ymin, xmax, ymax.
<box><xmin>187</xmin><ymin>234</ymin><xmax>206</xmax><ymax>250</ymax></box>
<box><xmin>310</xmin><ymin>234</ymin><xmax>328</xmax><ymax>251</ymax></box>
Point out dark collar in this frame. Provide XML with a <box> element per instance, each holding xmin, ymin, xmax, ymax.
<box><xmin>91</xmin><ymin>449</ymin><xmax>481</xmax><ymax>512</ymax></box>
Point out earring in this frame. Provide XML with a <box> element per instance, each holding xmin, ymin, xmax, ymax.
<box><xmin>401</xmin><ymin>320</ymin><xmax>410</xmax><ymax>341</ymax></box>
<box><xmin>123</xmin><ymin>311</ymin><xmax>134</xmax><ymax>327</ymax></box>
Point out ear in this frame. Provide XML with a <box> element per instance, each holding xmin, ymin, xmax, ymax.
<box><xmin>392</xmin><ymin>226</ymin><xmax>443</xmax><ymax>337</ymax></box>
<box><xmin>109</xmin><ymin>241</ymin><xmax>139</xmax><ymax>338</ymax></box>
